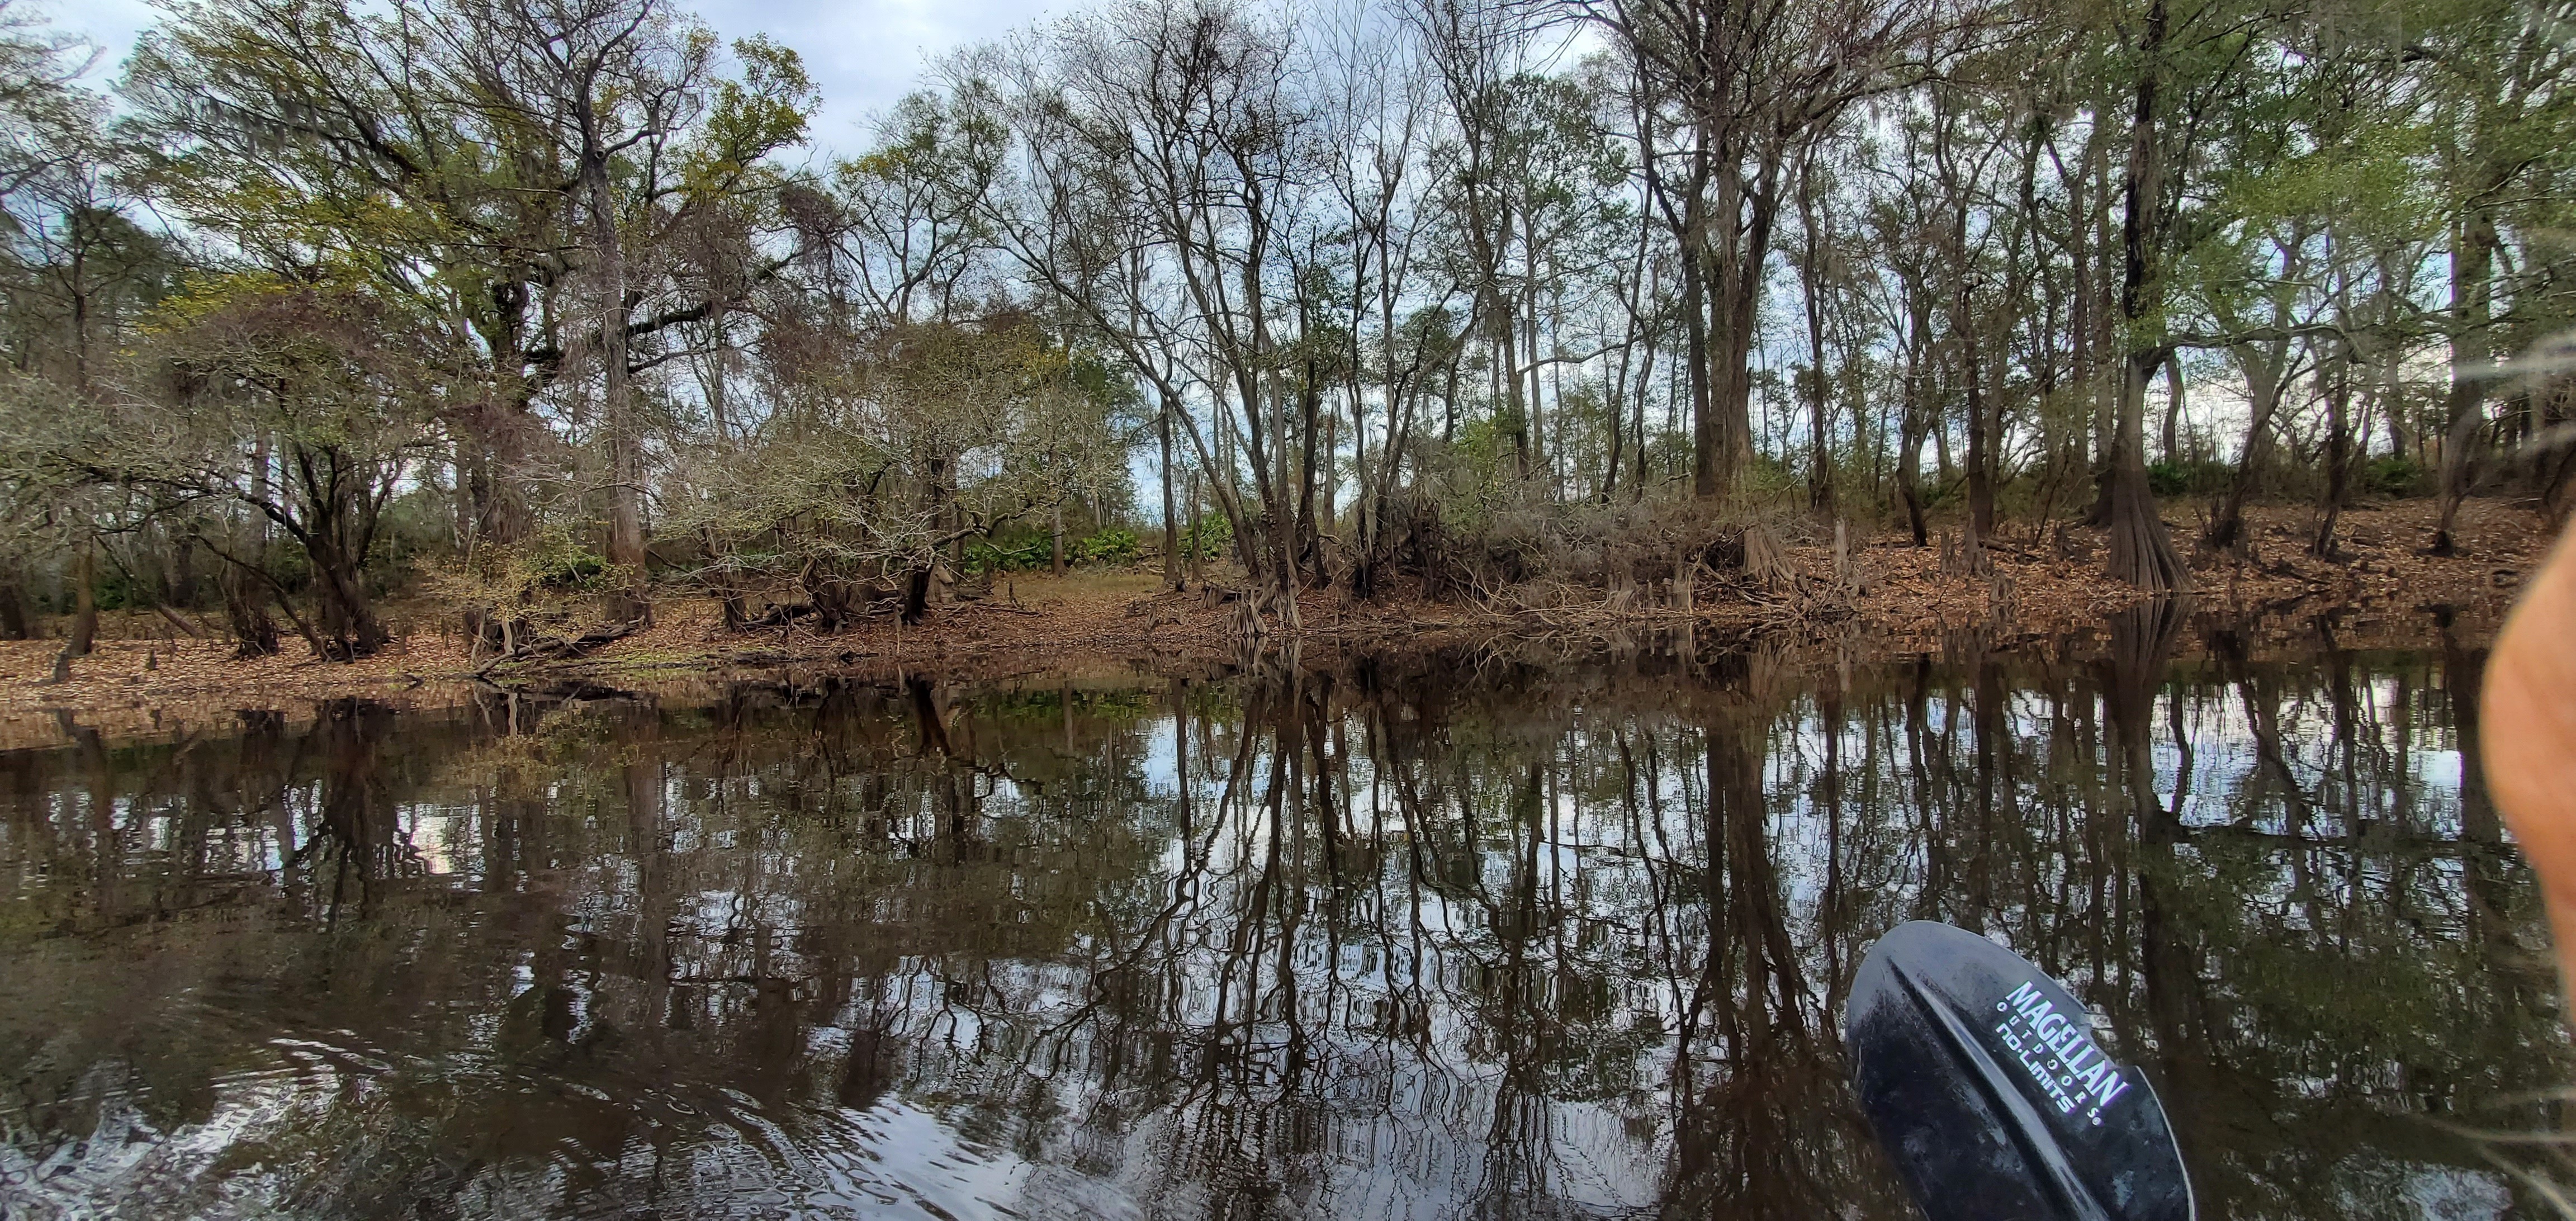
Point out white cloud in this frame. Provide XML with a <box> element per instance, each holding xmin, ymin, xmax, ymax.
<box><xmin>691</xmin><ymin>0</ymin><xmax>1062</xmax><ymax>156</ymax></box>
<box><xmin>39</xmin><ymin>0</ymin><xmax>154</xmax><ymax>78</ymax></box>
<box><xmin>42</xmin><ymin>0</ymin><xmax>1063</xmax><ymax>161</ymax></box>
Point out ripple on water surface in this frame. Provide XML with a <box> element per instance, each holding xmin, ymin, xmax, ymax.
<box><xmin>0</xmin><ymin>647</ymin><xmax>2564</xmax><ymax>1218</ymax></box>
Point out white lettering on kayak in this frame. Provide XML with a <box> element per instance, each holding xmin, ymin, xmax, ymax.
<box><xmin>2093</xmin><ymin>1071</ymin><xmax>2129</xmax><ymax>1108</ymax></box>
<box><xmin>1990</xmin><ymin>976</ymin><xmax>2132</xmax><ymax>1127</ymax></box>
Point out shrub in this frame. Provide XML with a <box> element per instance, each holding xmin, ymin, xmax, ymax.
<box><xmin>535</xmin><ymin>547</ymin><xmax>608</xmax><ymax>589</ymax></box>
<box><xmin>2361</xmin><ymin>455</ymin><xmax>2426</xmax><ymax>498</ymax></box>
<box><xmin>1074</xmin><ymin>527</ymin><xmax>1139</xmax><ymax>565</ymax></box>
<box><xmin>964</xmin><ymin>536</ymin><xmax>1050</xmax><ymax>574</ymax></box>
<box><xmin>2147</xmin><ymin>458</ymin><xmax>2231</xmax><ymax>498</ymax></box>
<box><xmin>2147</xmin><ymin>460</ymin><xmax>2187</xmax><ymax>497</ymax></box>
<box><xmin>94</xmin><ymin>567</ymin><xmax>134</xmax><ymax>612</ymax></box>
<box><xmin>1177</xmin><ymin>514</ymin><xmax>1232</xmax><ymax>560</ymax></box>
<box><xmin>964</xmin><ymin>526</ymin><xmax>1143</xmax><ymax>572</ymax></box>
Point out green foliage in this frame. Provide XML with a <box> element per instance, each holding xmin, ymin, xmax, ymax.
<box><xmin>965</xmin><ymin>526</ymin><xmax>1141</xmax><ymax>572</ymax></box>
<box><xmin>428</xmin><ymin>526</ymin><xmax>617</xmax><ymax>621</ymax></box>
<box><xmin>93</xmin><ymin>565</ymin><xmax>132</xmax><ymax>612</ymax></box>
<box><xmin>0</xmin><ymin>0</ymin><xmax>2563</xmax><ymax>636</ymax></box>
<box><xmin>669</xmin><ymin>315</ymin><xmax>1133</xmax><ymax>616</ymax></box>
<box><xmin>2360</xmin><ymin>455</ymin><xmax>2426</xmax><ymax>499</ymax></box>
<box><xmin>964</xmin><ymin>535</ymin><xmax>1049</xmax><ymax>574</ymax></box>
<box><xmin>2147</xmin><ymin>458</ymin><xmax>2232</xmax><ymax>498</ymax></box>
<box><xmin>1073</xmin><ymin>527</ymin><xmax>1138</xmax><ymax>565</ymax></box>
<box><xmin>534</xmin><ymin>548</ymin><xmax>610</xmax><ymax>590</ymax></box>
<box><xmin>1176</xmin><ymin>514</ymin><xmax>1232</xmax><ymax>561</ymax></box>
<box><xmin>2147</xmin><ymin>461</ymin><xmax>2186</xmax><ymax>498</ymax></box>
<box><xmin>1742</xmin><ymin>453</ymin><xmax>1801</xmax><ymax>499</ymax></box>
<box><xmin>366</xmin><ymin>484</ymin><xmax>462</xmax><ymax>591</ymax></box>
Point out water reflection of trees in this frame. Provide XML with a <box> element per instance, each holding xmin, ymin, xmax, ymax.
<box><xmin>0</xmin><ymin>641</ymin><xmax>2562</xmax><ymax>1219</ymax></box>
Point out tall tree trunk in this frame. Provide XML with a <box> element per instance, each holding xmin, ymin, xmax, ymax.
<box><xmin>68</xmin><ymin>541</ymin><xmax>96</xmax><ymax>658</ymax></box>
<box><xmin>1348</xmin><ymin>373</ymin><xmax>1380</xmax><ymax>599</ymax></box>
<box><xmin>465</xmin><ymin>273</ymin><xmax>542</xmax><ymax>560</ymax></box>
<box><xmin>584</xmin><ymin>121</ymin><xmax>650</xmax><ymax>626</ymax></box>
<box><xmin>2313</xmin><ymin>345</ymin><xmax>2354</xmax><ymax>558</ymax></box>
<box><xmin>2106</xmin><ymin>352</ymin><xmax>2187</xmax><ymax>591</ymax></box>
<box><xmin>2084</xmin><ymin>139</ymin><xmax>2121</xmax><ymax>528</ymax></box>
<box><xmin>1604</xmin><ymin>349</ymin><xmax>1629</xmax><ymax>504</ymax></box>
<box><xmin>1524</xmin><ymin>205</ymin><xmax>1549</xmax><ymax>495</ymax></box>
<box><xmin>1958</xmin><ymin>283</ymin><xmax>1994</xmax><ymax>540</ymax></box>
<box><xmin>2204</xmin><ymin>343</ymin><xmax>2285</xmax><ymax>554</ymax></box>
<box><xmin>1632</xmin><ymin>316</ymin><xmax>1655</xmax><ymax>504</ymax></box>
<box><xmin>311</xmin><ymin>535</ymin><xmax>389</xmax><ymax>659</ymax></box>
<box><xmin>1966</xmin><ymin>328</ymin><xmax>1993</xmax><ymax>541</ymax></box>
<box><xmin>1703</xmin><ymin>150</ymin><xmax>1779</xmax><ymax>500</ymax></box>
<box><xmin>1931</xmin><ymin>93</ymin><xmax>1992</xmax><ymax>541</ymax></box>
<box><xmin>1800</xmin><ymin>150</ymin><xmax>1834</xmax><ymax>517</ymax></box>
<box><xmin>0</xmin><ymin>565</ymin><xmax>25</xmax><ymax>640</ymax></box>
<box><xmin>1161</xmin><ymin>391</ymin><xmax>1182</xmax><ymax>591</ymax></box>
<box><xmin>1294</xmin><ymin>364</ymin><xmax>1323</xmax><ymax>581</ymax></box>
<box><xmin>1684</xmin><ymin>235</ymin><xmax>1717</xmax><ymax>499</ymax></box>
<box><xmin>2381</xmin><ymin>329</ymin><xmax>2409</xmax><ymax>460</ymax></box>
<box><xmin>69</xmin><ymin>243</ymin><xmax>90</xmax><ymax>391</ymax></box>
<box><xmin>1649</xmin><ymin>124</ymin><xmax>1719</xmax><ymax>503</ymax></box>
<box><xmin>2068</xmin><ymin>136</ymin><xmax>2096</xmax><ymax>490</ymax></box>
<box><xmin>1319</xmin><ymin>404</ymin><xmax>1337</xmax><ymax>568</ymax></box>
<box><xmin>1900</xmin><ymin>291</ymin><xmax>1932</xmax><ymax>547</ymax></box>
<box><xmin>1497</xmin><ymin>296</ymin><xmax>1530</xmax><ymax>481</ymax></box>
<box><xmin>2160</xmin><ymin>350</ymin><xmax>2186</xmax><ymax>461</ymax></box>
<box><xmin>2430</xmin><ymin>212</ymin><xmax>2497</xmax><ymax>555</ymax></box>
<box><xmin>2106</xmin><ymin>0</ymin><xmax>2188</xmax><ymax>593</ymax></box>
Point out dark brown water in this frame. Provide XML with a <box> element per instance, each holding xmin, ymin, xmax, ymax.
<box><xmin>1</xmin><ymin>628</ymin><xmax>2565</xmax><ymax>1218</ymax></box>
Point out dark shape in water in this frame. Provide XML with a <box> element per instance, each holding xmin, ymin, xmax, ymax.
<box><xmin>1848</xmin><ymin>921</ymin><xmax>2194</xmax><ymax>1221</ymax></box>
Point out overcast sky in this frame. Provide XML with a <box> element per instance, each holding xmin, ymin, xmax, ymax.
<box><xmin>41</xmin><ymin>0</ymin><xmax>1057</xmax><ymax>161</ymax></box>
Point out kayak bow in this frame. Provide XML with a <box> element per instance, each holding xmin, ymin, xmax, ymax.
<box><xmin>1845</xmin><ymin>921</ymin><xmax>2195</xmax><ymax>1221</ymax></box>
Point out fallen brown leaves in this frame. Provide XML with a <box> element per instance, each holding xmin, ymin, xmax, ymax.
<box><xmin>0</xmin><ymin>498</ymin><xmax>2549</xmax><ymax>750</ymax></box>
<box><xmin>0</xmin><ymin>631</ymin><xmax>477</xmax><ymax>750</ymax></box>
<box><xmin>1840</xmin><ymin>499</ymin><xmax>2544</xmax><ymax>654</ymax></box>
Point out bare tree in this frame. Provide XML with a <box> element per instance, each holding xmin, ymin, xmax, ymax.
<box><xmin>1583</xmin><ymin>0</ymin><xmax>1969</xmax><ymax>500</ymax></box>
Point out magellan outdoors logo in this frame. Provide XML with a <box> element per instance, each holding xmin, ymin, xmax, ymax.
<box><xmin>1993</xmin><ymin>980</ymin><xmax>2130</xmax><ymax>1127</ymax></box>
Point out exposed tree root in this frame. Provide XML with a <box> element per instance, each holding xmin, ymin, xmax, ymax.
<box><xmin>473</xmin><ymin>618</ymin><xmax>648</xmax><ymax>675</ymax></box>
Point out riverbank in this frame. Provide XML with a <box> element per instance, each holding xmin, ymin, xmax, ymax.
<box><xmin>1</xmin><ymin>612</ymin><xmax>2533</xmax><ymax>1221</ymax></box>
<box><xmin>0</xmin><ymin>498</ymin><xmax>2547</xmax><ymax>744</ymax></box>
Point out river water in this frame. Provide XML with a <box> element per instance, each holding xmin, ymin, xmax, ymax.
<box><xmin>1</xmin><ymin>619</ymin><xmax>2566</xmax><ymax>1219</ymax></box>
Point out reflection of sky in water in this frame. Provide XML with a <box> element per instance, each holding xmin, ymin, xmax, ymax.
<box><xmin>0</xmin><ymin>652</ymin><xmax>2554</xmax><ymax>1219</ymax></box>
